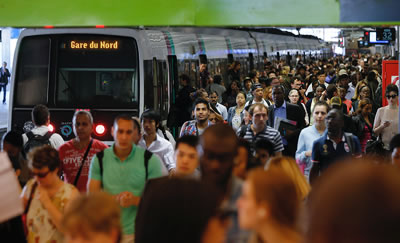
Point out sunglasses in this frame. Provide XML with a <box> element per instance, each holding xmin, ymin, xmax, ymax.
<box><xmin>386</xmin><ymin>94</ymin><xmax>398</xmax><ymax>99</ymax></box>
<box><xmin>32</xmin><ymin>170</ymin><xmax>50</xmax><ymax>178</ymax></box>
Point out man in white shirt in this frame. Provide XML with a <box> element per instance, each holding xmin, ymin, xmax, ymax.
<box><xmin>209</xmin><ymin>91</ymin><xmax>228</xmax><ymax>120</ymax></box>
<box><xmin>244</xmin><ymin>83</ymin><xmax>269</xmax><ymax>108</ymax></box>
<box><xmin>22</xmin><ymin>104</ymin><xmax>64</xmax><ymax>152</ymax></box>
<box><xmin>306</xmin><ymin>71</ymin><xmax>329</xmax><ymax>96</ymax></box>
<box><xmin>138</xmin><ymin>109</ymin><xmax>175</xmax><ymax>172</ymax></box>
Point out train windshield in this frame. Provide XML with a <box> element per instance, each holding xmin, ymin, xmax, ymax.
<box><xmin>14</xmin><ymin>34</ymin><xmax>139</xmax><ymax>108</ymax></box>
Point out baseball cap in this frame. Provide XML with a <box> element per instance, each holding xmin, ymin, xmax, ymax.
<box><xmin>330</xmin><ymin>97</ymin><xmax>342</xmax><ymax>107</ymax></box>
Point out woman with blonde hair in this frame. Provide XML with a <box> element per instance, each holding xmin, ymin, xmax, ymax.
<box><xmin>237</xmin><ymin>168</ymin><xmax>302</xmax><ymax>243</ymax></box>
<box><xmin>62</xmin><ymin>192</ymin><xmax>121</xmax><ymax>243</ymax></box>
<box><xmin>266</xmin><ymin>156</ymin><xmax>311</xmax><ymax>200</ymax></box>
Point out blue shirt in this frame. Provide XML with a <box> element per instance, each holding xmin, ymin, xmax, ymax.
<box><xmin>274</xmin><ymin>101</ymin><xmax>288</xmax><ymax>145</ymax></box>
<box><xmin>296</xmin><ymin>125</ymin><xmax>325</xmax><ymax>180</ymax></box>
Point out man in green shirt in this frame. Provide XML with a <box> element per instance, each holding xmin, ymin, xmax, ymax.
<box><xmin>88</xmin><ymin>115</ymin><xmax>163</xmax><ymax>243</ymax></box>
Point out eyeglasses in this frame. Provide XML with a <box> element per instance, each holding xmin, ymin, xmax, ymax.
<box><xmin>386</xmin><ymin>94</ymin><xmax>398</xmax><ymax>99</ymax></box>
<box><xmin>32</xmin><ymin>170</ymin><xmax>50</xmax><ymax>178</ymax></box>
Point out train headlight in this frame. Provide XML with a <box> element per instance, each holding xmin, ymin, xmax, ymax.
<box><xmin>95</xmin><ymin>124</ymin><xmax>106</xmax><ymax>136</ymax></box>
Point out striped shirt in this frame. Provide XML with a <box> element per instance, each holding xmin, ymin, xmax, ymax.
<box><xmin>239</xmin><ymin>124</ymin><xmax>284</xmax><ymax>155</ymax></box>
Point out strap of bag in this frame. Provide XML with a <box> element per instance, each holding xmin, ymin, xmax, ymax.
<box><xmin>24</xmin><ymin>182</ymin><xmax>38</xmax><ymax>215</ymax></box>
<box><xmin>26</xmin><ymin>131</ymin><xmax>34</xmax><ymax>140</ymax></box>
<box><xmin>73</xmin><ymin>139</ymin><xmax>93</xmax><ymax>186</ymax></box>
<box><xmin>344</xmin><ymin>133</ymin><xmax>355</xmax><ymax>155</ymax></box>
<box><xmin>96</xmin><ymin>150</ymin><xmax>105</xmax><ymax>188</ymax></box>
<box><xmin>144</xmin><ymin>150</ymin><xmax>153</xmax><ymax>181</ymax></box>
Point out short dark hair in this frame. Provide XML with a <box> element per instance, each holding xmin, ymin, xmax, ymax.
<box><xmin>193</xmin><ymin>98</ymin><xmax>209</xmax><ymax>111</ymax></box>
<box><xmin>141</xmin><ymin>109</ymin><xmax>161</xmax><ymax>124</ymax></box>
<box><xmin>175</xmin><ymin>135</ymin><xmax>199</xmax><ymax>150</ymax></box>
<box><xmin>213</xmin><ymin>75</ymin><xmax>222</xmax><ymax>85</ymax></box>
<box><xmin>2</xmin><ymin>130</ymin><xmax>23</xmax><ymax>149</ymax></box>
<box><xmin>28</xmin><ymin>145</ymin><xmax>60</xmax><ymax>171</ymax></box>
<box><xmin>254</xmin><ymin>139</ymin><xmax>275</xmax><ymax>156</ymax></box>
<box><xmin>385</xmin><ymin>84</ymin><xmax>399</xmax><ymax>96</ymax></box>
<box><xmin>326</xmin><ymin>84</ymin><xmax>337</xmax><ymax>99</ymax></box>
<box><xmin>32</xmin><ymin>104</ymin><xmax>49</xmax><ymax>126</ymax></box>
<box><xmin>180</xmin><ymin>74</ymin><xmax>190</xmax><ymax>82</ymax></box>
<box><xmin>312</xmin><ymin>101</ymin><xmax>330</xmax><ymax>113</ymax></box>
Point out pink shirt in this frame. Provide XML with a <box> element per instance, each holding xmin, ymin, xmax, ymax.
<box><xmin>59</xmin><ymin>139</ymin><xmax>108</xmax><ymax>192</ymax></box>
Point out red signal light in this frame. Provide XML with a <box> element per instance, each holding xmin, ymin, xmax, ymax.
<box><xmin>95</xmin><ymin>124</ymin><xmax>106</xmax><ymax>136</ymax></box>
<box><xmin>48</xmin><ymin>124</ymin><xmax>55</xmax><ymax>132</ymax></box>
<box><xmin>96</xmin><ymin>25</ymin><xmax>105</xmax><ymax>28</ymax></box>
<box><xmin>44</xmin><ymin>25</ymin><xmax>54</xmax><ymax>29</ymax></box>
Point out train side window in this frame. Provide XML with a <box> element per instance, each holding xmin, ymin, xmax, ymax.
<box><xmin>14</xmin><ymin>36</ymin><xmax>50</xmax><ymax>106</ymax></box>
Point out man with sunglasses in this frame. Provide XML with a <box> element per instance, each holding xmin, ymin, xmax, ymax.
<box><xmin>200</xmin><ymin>124</ymin><xmax>249</xmax><ymax>243</ymax></box>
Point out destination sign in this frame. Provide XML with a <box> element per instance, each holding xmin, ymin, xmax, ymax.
<box><xmin>69</xmin><ymin>40</ymin><xmax>119</xmax><ymax>50</ymax></box>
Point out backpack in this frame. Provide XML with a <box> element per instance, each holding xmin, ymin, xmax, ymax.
<box><xmin>96</xmin><ymin>149</ymin><xmax>153</xmax><ymax>188</ymax></box>
<box><xmin>23</xmin><ymin>131</ymin><xmax>53</xmax><ymax>156</ymax></box>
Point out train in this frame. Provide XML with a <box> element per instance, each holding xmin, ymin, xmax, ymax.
<box><xmin>8</xmin><ymin>27</ymin><xmax>332</xmax><ymax>144</ymax></box>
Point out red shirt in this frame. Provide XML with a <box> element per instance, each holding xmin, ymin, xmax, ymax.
<box><xmin>59</xmin><ymin>139</ymin><xmax>108</xmax><ymax>192</ymax></box>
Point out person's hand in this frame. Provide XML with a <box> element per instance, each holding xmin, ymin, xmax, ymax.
<box><xmin>38</xmin><ymin>186</ymin><xmax>52</xmax><ymax>207</ymax></box>
<box><xmin>117</xmin><ymin>191</ymin><xmax>139</xmax><ymax>208</ymax></box>
<box><xmin>305</xmin><ymin>151</ymin><xmax>312</xmax><ymax>157</ymax></box>
<box><xmin>383</xmin><ymin>121</ymin><xmax>391</xmax><ymax>128</ymax></box>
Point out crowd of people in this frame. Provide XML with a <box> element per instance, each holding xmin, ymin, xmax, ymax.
<box><xmin>1</xmin><ymin>54</ymin><xmax>400</xmax><ymax>243</ymax></box>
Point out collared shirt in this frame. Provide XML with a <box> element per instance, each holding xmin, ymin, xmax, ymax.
<box><xmin>216</xmin><ymin>103</ymin><xmax>228</xmax><ymax>120</ymax></box>
<box><xmin>179</xmin><ymin>120</ymin><xmax>211</xmax><ymax>137</ymax></box>
<box><xmin>240</xmin><ymin>124</ymin><xmax>284</xmax><ymax>155</ymax></box>
<box><xmin>273</xmin><ymin>101</ymin><xmax>288</xmax><ymax>145</ymax></box>
<box><xmin>244</xmin><ymin>98</ymin><xmax>269</xmax><ymax>108</ymax></box>
<box><xmin>345</xmin><ymin>85</ymin><xmax>355</xmax><ymax>101</ymax></box>
<box><xmin>138</xmin><ymin>134</ymin><xmax>176</xmax><ymax>171</ymax></box>
<box><xmin>22</xmin><ymin>125</ymin><xmax>65</xmax><ymax>149</ymax></box>
<box><xmin>295</xmin><ymin>125</ymin><xmax>326</xmax><ymax>180</ymax></box>
<box><xmin>89</xmin><ymin>145</ymin><xmax>163</xmax><ymax>234</ymax></box>
<box><xmin>311</xmin><ymin>131</ymin><xmax>361</xmax><ymax>173</ymax></box>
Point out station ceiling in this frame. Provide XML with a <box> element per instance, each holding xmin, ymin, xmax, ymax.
<box><xmin>0</xmin><ymin>0</ymin><xmax>398</xmax><ymax>27</ymax></box>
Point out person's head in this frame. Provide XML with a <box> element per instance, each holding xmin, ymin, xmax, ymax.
<box><xmin>62</xmin><ymin>192</ymin><xmax>121</xmax><ymax>243</ymax></box>
<box><xmin>179</xmin><ymin>74</ymin><xmax>190</xmax><ymax>86</ymax></box>
<box><xmin>213</xmin><ymin>75</ymin><xmax>222</xmax><ymax>85</ymax></box>
<box><xmin>72</xmin><ymin>110</ymin><xmax>93</xmax><ymax>141</ymax></box>
<box><xmin>270</xmin><ymin>77</ymin><xmax>280</xmax><ymax>87</ymax></box>
<box><xmin>237</xmin><ymin>168</ymin><xmax>300</xmax><ymax>232</ymax></box>
<box><xmin>325</xmin><ymin>109</ymin><xmax>344</xmax><ymax>135</ymax></box>
<box><xmin>1</xmin><ymin>130</ymin><xmax>23</xmax><ymax>159</ymax></box>
<box><xmin>140</xmin><ymin>109</ymin><xmax>161</xmax><ymax>136</ymax></box>
<box><xmin>233</xmin><ymin>61</ymin><xmax>241</xmax><ymax>71</ymax></box>
<box><xmin>3</xmin><ymin>61</ymin><xmax>6</xmax><ymax>68</ymax></box>
<box><xmin>267</xmin><ymin>71</ymin><xmax>277</xmax><ymax>79</ymax></box>
<box><xmin>306</xmin><ymin>161</ymin><xmax>400</xmax><ymax>243</ymax></box>
<box><xmin>132</xmin><ymin>117</ymin><xmax>141</xmax><ymax>145</ymax></box>
<box><xmin>290</xmin><ymin>77</ymin><xmax>302</xmax><ymax>90</ymax></box>
<box><xmin>337</xmin><ymin>73</ymin><xmax>349</xmax><ymax>88</ymax></box>
<box><xmin>112</xmin><ymin>115</ymin><xmax>137</xmax><ymax>151</ymax></box>
<box><xmin>236</xmin><ymin>92</ymin><xmax>246</xmax><ymax>107</ymax></box>
<box><xmin>254</xmin><ymin>139</ymin><xmax>274</xmax><ymax>166</ymax></box>
<box><xmin>249</xmin><ymin>104</ymin><xmax>268</xmax><ymax>131</ymax></box>
<box><xmin>135</xmin><ymin>178</ymin><xmax>227</xmax><ymax>243</ymax></box>
<box><xmin>288</xmin><ymin>89</ymin><xmax>300</xmax><ymax>104</ymax></box>
<box><xmin>263</xmin><ymin>86</ymin><xmax>273</xmax><ymax>101</ymax></box>
<box><xmin>317</xmin><ymin>71</ymin><xmax>326</xmax><ymax>83</ymax></box>
<box><xmin>315</xmin><ymin>84</ymin><xmax>326</xmax><ymax>99</ymax></box>
<box><xmin>196</xmin><ymin>88</ymin><xmax>209</xmax><ymax>102</ymax></box>
<box><xmin>233</xmin><ymin>139</ymin><xmax>252</xmax><ymax>180</ymax></box>
<box><xmin>312</xmin><ymin>101</ymin><xmax>329</xmax><ymax>126</ymax></box>
<box><xmin>390</xmin><ymin>134</ymin><xmax>400</xmax><ymax>167</ymax></box>
<box><xmin>244</xmin><ymin>79</ymin><xmax>252</xmax><ymax>91</ymax></box>
<box><xmin>355</xmin><ymin>98</ymin><xmax>372</xmax><ymax>116</ymax></box>
<box><xmin>338</xmin><ymin>86</ymin><xmax>347</xmax><ymax>101</ymax></box>
<box><xmin>266</xmin><ymin>156</ymin><xmax>311</xmax><ymax>200</ymax></box>
<box><xmin>200</xmin><ymin>124</ymin><xmax>238</xmax><ymax>187</ymax></box>
<box><xmin>193</xmin><ymin>98</ymin><xmax>210</xmax><ymax>123</ymax></box>
<box><xmin>209</xmin><ymin>91</ymin><xmax>219</xmax><ymax>105</ymax></box>
<box><xmin>326</xmin><ymin>84</ymin><xmax>338</xmax><ymax>99</ymax></box>
<box><xmin>28</xmin><ymin>145</ymin><xmax>60</xmax><ymax>186</ymax></box>
<box><xmin>209</xmin><ymin>104</ymin><xmax>224</xmax><ymax>124</ymax></box>
<box><xmin>385</xmin><ymin>84</ymin><xmax>399</xmax><ymax>106</ymax></box>
<box><xmin>359</xmin><ymin>85</ymin><xmax>371</xmax><ymax>100</ymax></box>
<box><xmin>272</xmin><ymin>85</ymin><xmax>285</xmax><ymax>107</ymax></box>
<box><xmin>252</xmin><ymin>83</ymin><xmax>264</xmax><ymax>100</ymax></box>
<box><xmin>32</xmin><ymin>104</ymin><xmax>50</xmax><ymax>126</ymax></box>
<box><xmin>175</xmin><ymin>136</ymin><xmax>199</xmax><ymax>177</ymax></box>
<box><xmin>230</xmin><ymin>80</ymin><xmax>240</xmax><ymax>92</ymax></box>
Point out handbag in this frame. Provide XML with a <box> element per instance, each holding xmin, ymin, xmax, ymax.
<box><xmin>365</xmin><ymin>136</ymin><xmax>385</xmax><ymax>156</ymax></box>
<box><xmin>21</xmin><ymin>181</ymin><xmax>37</xmax><ymax>235</ymax></box>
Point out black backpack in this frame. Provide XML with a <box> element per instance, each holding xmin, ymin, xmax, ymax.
<box><xmin>23</xmin><ymin>131</ymin><xmax>53</xmax><ymax>156</ymax></box>
<box><xmin>96</xmin><ymin>149</ymin><xmax>153</xmax><ymax>188</ymax></box>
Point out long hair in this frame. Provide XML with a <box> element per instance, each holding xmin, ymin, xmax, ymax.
<box><xmin>266</xmin><ymin>156</ymin><xmax>311</xmax><ymax>200</ymax></box>
<box><xmin>355</xmin><ymin>98</ymin><xmax>372</xmax><ymax>116</ymax></box>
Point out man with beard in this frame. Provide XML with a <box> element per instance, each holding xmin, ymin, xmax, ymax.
<box><xmin>180</xmin><ymin>98</ymin><xmax>212</xmax><ymax>137</ymax></box>
<box><xmin>310</xmin><ymin>109</ymin><xmax>361</xmax><ymax>182</ymax></box>
<box><xmin>200</xmin><ymin>124</ymin><xmax>249</xmax><ymax>243</ymax></box>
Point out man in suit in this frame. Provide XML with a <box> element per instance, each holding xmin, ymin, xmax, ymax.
<box><xmin>0</xmin><ymin>62</ymin><xmax>10</xmax><ymax>104</ymax></box>
<box><xmin>268</xmin><ymin>85</ymin><xmax>305</xmax><ymax>157</ymax></box>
